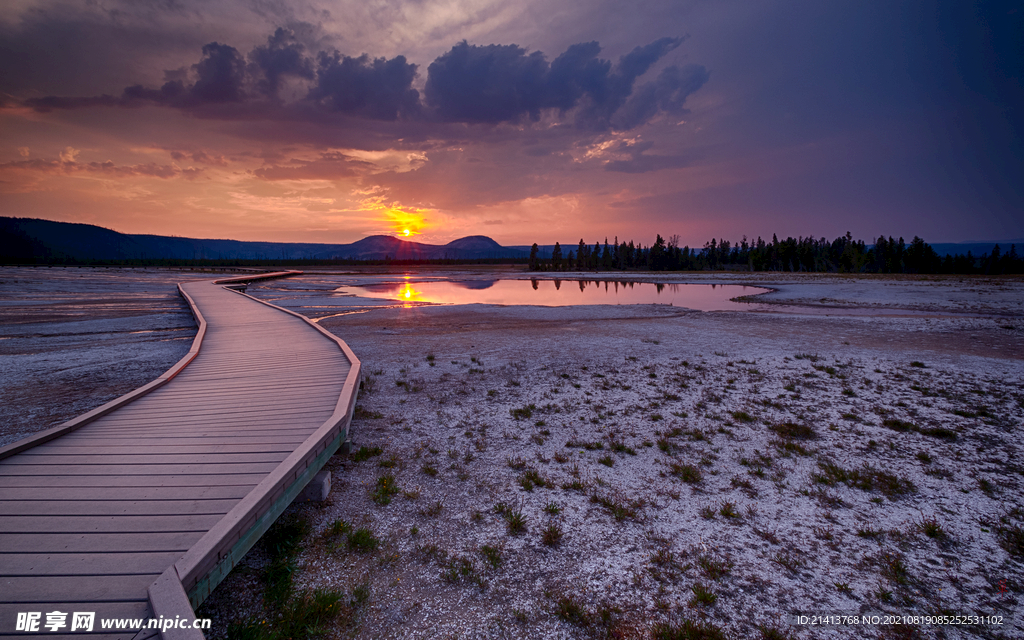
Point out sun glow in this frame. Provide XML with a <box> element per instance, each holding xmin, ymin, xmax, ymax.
<box><xmin>380</xmin><ymin>206</ymin><xmax>428</xmax><ymax>237</ymax></box>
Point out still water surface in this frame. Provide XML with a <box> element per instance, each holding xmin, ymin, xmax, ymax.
<box><xmin>338</xmin><ymin>279</ymin><xmax>769</xmax><ymax>311</ymax></box>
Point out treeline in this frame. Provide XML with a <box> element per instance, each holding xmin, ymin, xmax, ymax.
<box><xmin>528</xmin><ymin>233</ymin><xmax>1024</xmax><ymax>274</ymax></box>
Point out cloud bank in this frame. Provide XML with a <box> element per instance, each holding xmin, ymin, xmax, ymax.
<box><xmin>21</xmin><ymin>29</ymin><xmax>708</xmax><ymax>131</ymax></box>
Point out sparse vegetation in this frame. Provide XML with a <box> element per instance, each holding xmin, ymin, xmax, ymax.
<box><xmin>197</xmin><ymin>292</ymin><xmax>1024</xmax><ymax>638</ymax></box>
<box><xmin>371</xmin><ymin>474</ymin><xmax>399</xmax><ymax>505</ymax></box>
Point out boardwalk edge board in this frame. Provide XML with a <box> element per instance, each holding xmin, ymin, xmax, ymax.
<box><xmin>149</xmin><ymin>274</ymin><xmax>360</xmax><ymax>639</ymax></box>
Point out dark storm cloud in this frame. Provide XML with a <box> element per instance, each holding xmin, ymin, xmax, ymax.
<box><xmin>611</xmin><ymin>64</ymin><xmax>710</xmax><ymax>130</ymax></box>
<box><xmin>307</xmin><ymin>52</ymin><xmax>420</xmax><ymax>120</ymax></box>
<box><xmin>424</xmin><ymin>37</ymin><xmax>707</xmax><ymax>129</ymax></box>
<box><xmin>25</xmin><ymin>30</ymin><xmax>318</xmax><ymax>111</ymax></box>
<box><xmin>19</xmin><ymin>29</ymin><xmax>705</xmax><ymax>130</ymax></box>
<box><xmin>249</xmin><ymin>28</ymin><xmax>316</xmax><ymax>97</ymax></box>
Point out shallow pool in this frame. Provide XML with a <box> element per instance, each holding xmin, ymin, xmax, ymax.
<box><xmin>337</xmin><ymin>279</ymin><xmax>769</xmax><ymax>311</ymax></box>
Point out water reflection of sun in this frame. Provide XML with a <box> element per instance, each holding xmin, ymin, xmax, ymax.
<box><xmin>398</xmin><ymin>282</ymin><xmax>422</xmax><ymax>306</ymax></box>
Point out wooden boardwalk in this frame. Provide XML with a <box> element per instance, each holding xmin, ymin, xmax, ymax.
<box><xmin>0</xmin><ymin>273</ymin><xmax>360</xmax><ymax>639</ymax></box>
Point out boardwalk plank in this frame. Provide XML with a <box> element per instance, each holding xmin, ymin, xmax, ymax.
<box><xmin>1</xmin><ymin>552</ymin><xmax>184</xmax><ymax>577</ymax></box>
<box><xmin>0</xmin><ymin>574</ymin><xmax>156</xmax><ymax>602</ymax></box>
<box><xmin>0</xmin><ymin>486</ymin><xmax>250</xmax><ymax>501</ymax></box>
<box><xmin>0</xmin><ymin>533</ymin><xmax>200</xmax><ymax>554</ymax></box>
<box><xmin>4</xmin><ymin>453</ymin><xmax>288</xmax><ymax>465</ymax></box>
<box><xmin>0</xmin><ymin>475</ymin><xmax>264</xmax><ymax>488</ymax></box>
<box><xmin>17</xmin><ymin>445</ymin><xmax>296</xmax><ymax>456</ymax></box>
<box><xmin>0</xmin><ymin>500</ymin><xmax>239</xmax><ymax>517</ymax></box>
<box><xmin>0</xmin><ymin>463</ymin><xmax>280</xmax><ymax>476</ymax></box>
<box><xmin>0</xmin><ymin>515</ymin><xmax>222</xmax><ymax>533</ymax></box>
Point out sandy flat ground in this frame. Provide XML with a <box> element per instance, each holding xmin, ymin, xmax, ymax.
<box><xmin>195</xmin><ymin>270</ymin><xmax>1024</xmax><ymax>640</ymax></box>
<box><xmin>2</xmin><ymin>268</ymin><xmax>1022</xmax><ymax>638</ymax></box>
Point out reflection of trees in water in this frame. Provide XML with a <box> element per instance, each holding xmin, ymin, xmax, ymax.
<box><xmin>525</xmin><ymin>279</ymin><xmax>730</xmax><ymax>298</ymax></box>
<box><xmin>453</xmin><ymin>280</ymin><xmax>496</xmax><ymax>290</ymax></box>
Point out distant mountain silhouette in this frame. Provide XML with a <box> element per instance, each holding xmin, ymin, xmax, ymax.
<box><xmin>0</xmin><ymin>217</ymin><xmax>529</xmax><ymax>262</ymax></box>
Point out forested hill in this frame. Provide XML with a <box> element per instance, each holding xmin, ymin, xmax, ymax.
<box><xmin>0</xmin><ymin>217</ymin><xmax>527</xmax><ymax>263</ymax></box>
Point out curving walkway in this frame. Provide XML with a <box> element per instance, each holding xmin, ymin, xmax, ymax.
<box><xmin>0</xmin><ymin>273</ymin><xmax>360</xmax><ymax>639</ymax></box>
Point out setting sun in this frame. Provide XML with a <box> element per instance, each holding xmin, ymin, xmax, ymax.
<box><xmin>370</xmin><ymin>205</ymin><xmax>431</xmax><ymax>238</ymax></box>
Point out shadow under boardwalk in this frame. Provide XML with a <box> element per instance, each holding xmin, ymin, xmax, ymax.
<box><xmin>0</xmin><ymin>274</ymin><xmax>360</xmax><ymax>639</ymax></box>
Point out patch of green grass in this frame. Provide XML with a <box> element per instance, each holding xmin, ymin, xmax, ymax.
<box><xmin>772</xmin><ymin>439</ymin><xmax>812</xmax><ymax>456</ymax></box>
<box><xmin>504</xmin><ymin>505</ymin><xmax>527</xmax><ymax>535</ymax></box>
<box><xmin>718</xmin><ymin>500</ymin><xmax>740</xmax><ymax>519</ymax></box>
<box><xmin>480</xmin><ymin>544</ymin><xmax>502</xmax><ymax>569</ymax></box>
<box><xmin>561</xmin><ymin>477</ymin><xmax>589</xmax><ymax>492</ymax></box>
<box><xmin>918</xmin><ymin>515</ymin><xmax>945</xmax><ymax>539</ymax></box>
<box><xmin>566</xmin><ymin>440</ymin><xmax>604</xmax><ymax>450</ymax></box>
<box><xmin>351</xmin><ymin>445</ymin><xmax>383</xmax><ymax>462</ymax></box>
<box><xmin>689</xmin><ymin>583</ymin><xmax>717</xmax><ymax>606</ymax></box>
<box><xmin>371</xmin><ymin>474</ymin><xmax>400</xmax><ymax>505</ymax></box>
<box><xmin>552</xmin><ymin>593</ymin><xmax>590</xmax><ymax>626</ymax></box>
<box><xmin>696</xmin><ymin>554</ymin><xmax>732</xmax><ymax>580</ymax></box>
<box><xmin>652</xmin><ymin>619</ymin><xmax>728</xmax><ymax>640</ymax></box>
<box><xmin>226</xmin><ymin>516</ymin><xmax>358</xmax><ymax>640</ymax></box>
<box><xmin>878</xmin><ymin>551</ymin><xmax>910</xmax><ymax>585</ymax></box>
<box><xmin>883</xmin><ymin>418</ymin><xmax>916</xmax><ymax>432</ymax></box>
<box><xmin>420</xmin><ymin>499</ymin><xmax>444</xmax><ymax>517</ymax></box>
<box><xmin>541</xmin><ymin>522</ymin><xmax>563</xmax><ymax>546</ymax></box>
<box><xmin>670</xmin><ymin>462</ymin><xmax>702</xmax><ymax>484</ymax></box>
<box><xmin>996</xmin><ymin>522</ymin><xmax>1024</xmax><ymax>557</ymax></box>
<box><xmin>919</xmin><ymin>426</ymin><xmax>957</xmax><ymax>441</ymax></box>
<box><xmin>597</xmin><ymin>455</ymin><xmax>614</xmax><ymax>467</ymax></box>
<box><xmin>590</xmin><ymin>492</ymin><xmax>643</xmax><ymax>521</ymax></box>
<box><xmin>519</xmin><ymin>468</ymin><xmax>551</xmax><ymax>491</ymax></box>
<box><xmin>352</xmin><ymin>406</ymin><xmax>384</xmax><ymax>420</ymax></box>
<box><xmin>730</xmin><ymin>410</ymin><xmax>755</xmax><ymax>423</ymax></box>
<box><xmin>610</xmin><ymin>441</ymin><xmax>637</xmax><ymax>455</ymax></box>
<box><xmin>543</xmin><ymin>501</ymin><xmax>562</xmax><ymax>515</ymax></box>
<box><xmin>347</xmin><ymin>527</ymin><xmax>379</xmax><ymax>552</ymax></box>
<box><xmin>770</xmin><ymin>421</ymin><xmax>816</xmax><ymax>440</ymax></box>
<box><xmin>771</xmin><ymin>550</ymin><xmax>802</xmax><ymax>572</ymax></box>
<box><xmin>812</xmin><ymin>459</ymin><xmax>915</xmax><ymax>498</ymax></box>
<box><xmin>510</xmin><ymin>404</ymin><xmax>536</xmax><ymax>420</ymax></box>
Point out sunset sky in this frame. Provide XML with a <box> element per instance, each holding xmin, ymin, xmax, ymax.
<box><xmin>1</xmin><ymin>0</ymin><xmax>1021</xmax><ymax>246</ymax></box>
